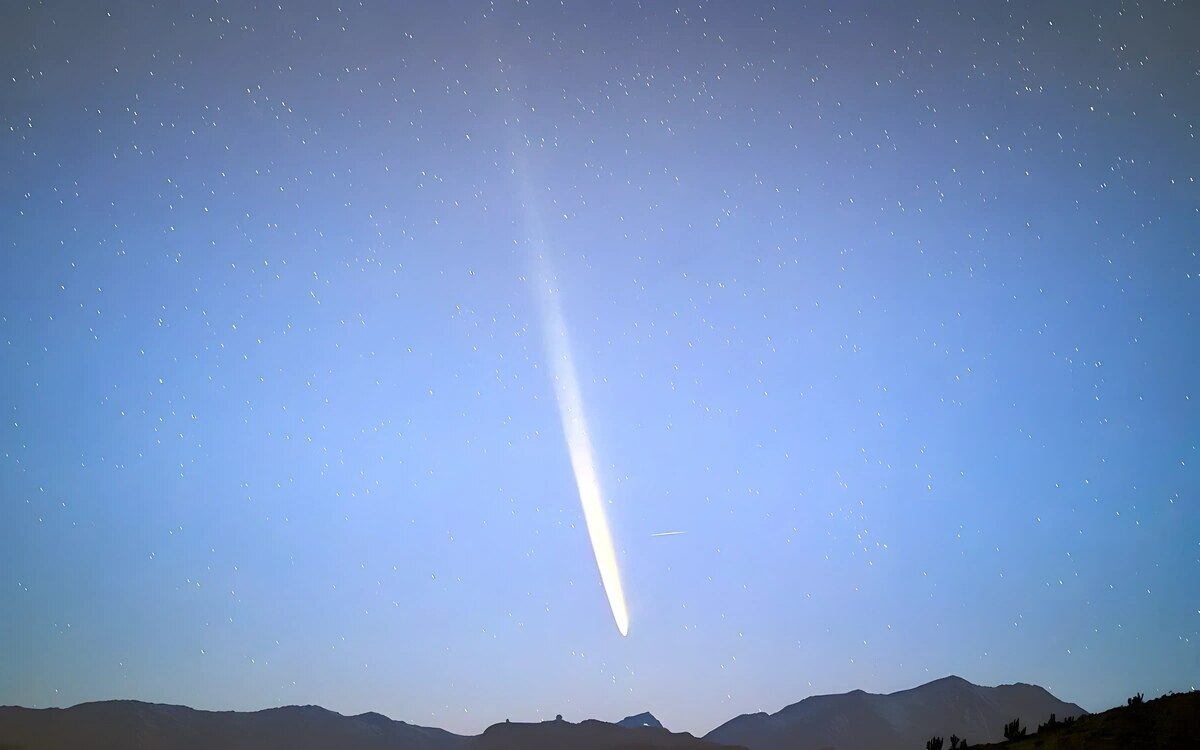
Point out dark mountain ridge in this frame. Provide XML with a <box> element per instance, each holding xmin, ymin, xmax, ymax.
<box><xmin>0</xmin><ymin>700</ymin><xmax>731</xmax><ymax>750</ymax></box>
<box><xmin>970</xmin><ymin>690</ymin><xmax>1199</xmax><ymax>750</ymax></box>
<box><xmin>473</xmin><ymin>717</ymin><xmax>732</xmax><ymax>750</ymax></box>
<box><xmin>0</xmin><ymin>676</ymin><xmax>1087</xmax><ymax>750</ymax></box>
<box><xmin>0</xmin><ymin>700</ymin><xmax>468</xmax><ymax>750</ymax></box>
<box><xmin>619</xmin><ymin>711</ymin><xmax>666</xmax><ymax>729</ymax></box>
<box><xmin>704</xmin><ymin>675</ymin><xmax>1087</xmax><ymax>750</ymax></box>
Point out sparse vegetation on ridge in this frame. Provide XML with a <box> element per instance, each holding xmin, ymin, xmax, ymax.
<box><xmin>954</xmin><ymin>691</ymin><xmax>1199</xmax><ymax>750</ymax></box>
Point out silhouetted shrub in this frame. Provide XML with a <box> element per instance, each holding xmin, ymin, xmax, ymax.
<box><xmin>926</xmin><ymin>736</ymin><xmax>943</xmax><ymax>750</ymax></box>
<box><xmin>1003</xmin><ymin>718</ymin><xmax>1026</xmax><ymax>741</ymax></box>
<box><xmin>1127</xmin><ymin>692</ymin><xmax>1144</xmax><ymax>707</ymax></box>
<box><xmin>949</xmin><ymin>734</ymin><xmax>960</xmax><ymax>749</ymax></box>
<box><xmin>1037</xmin><ymin>713</ymin><xmax>1058</xmax><ymax>733</ymax></box>
<box><xmin>1062</xmin><ymin>716</ymin><xmax>1075</xmax><ymax>727</ymax></box>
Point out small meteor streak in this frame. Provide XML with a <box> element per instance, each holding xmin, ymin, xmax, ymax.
<box><xmin>535</xmin><ymin>265</ymin><xmax>631</xmax><ymax>636</ymax></box>
<box><xmin>650</xmin><ymin>531</ymin><xmax>687</xmax><ymax>537</ymax></box>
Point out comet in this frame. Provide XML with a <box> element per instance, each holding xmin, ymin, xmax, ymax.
<box><xmin>534</xmin><ymin>259</ymin><xmax>630</xmax><ymax>637</ymax></box>
<box><xmin>503</xmin><ymin>92</ymin><xmax>629</xmax><ymax>635</ymax></box>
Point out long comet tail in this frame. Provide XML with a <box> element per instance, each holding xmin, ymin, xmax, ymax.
<box><xmin>499</xmin><ymin>73</ymin><xmax>629</xmax><ymax>636</ymax></box>
<box><xmin>536</xmin><ymin>264</ymin><xmax>630</xmax><ymax>637</ymax></box>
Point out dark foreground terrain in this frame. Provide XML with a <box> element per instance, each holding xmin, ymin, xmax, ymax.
<box><xmin>2</xmin><ymin>678</ymin><xmax>1191</xmax><ymax>750</ymax></box>
<box><xmin>966</xmin><ymin>691</ymin><xmax>1199</xmax><ymax>750</ymax></box>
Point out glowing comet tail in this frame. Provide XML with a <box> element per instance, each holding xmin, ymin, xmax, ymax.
<box><xmin>537</xmin><ymin>266</ymin><xmax>630</xmax><ymax>637</ymax></box>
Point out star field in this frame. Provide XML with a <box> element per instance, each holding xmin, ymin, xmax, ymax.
<box><xmin>1</xmin><ymin>0</ymin><xmax>1197</xmax><ymax>735</ymax></box>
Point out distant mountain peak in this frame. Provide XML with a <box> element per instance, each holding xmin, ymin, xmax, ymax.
<box><xmin>273</xmin><ymin>704</ymin><xmax>336</xmax><ymax>716</ymax></box>
<box><xmin>933</xmin><ymin>674</ymin><xmax>969</xmax><ymax>683</ymax></box>
<box><xmin>706</xmin><ymin>676</ymin><xmax>1087</xmax><ymax>750</ymax></box>
<box><xmin>352</xmin><ymin>710</ymin><xmax>397</xmax><ymax>726</ymax></box>
<box><xmin>618</xmin><ymin>711</ymin><xmax>665</xmax><ymax>729</ymax></box>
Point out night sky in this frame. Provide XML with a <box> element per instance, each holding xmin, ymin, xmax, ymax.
<box><xmin>2</xmin><ymin>0</ymin><xmax>1198</xmax><ymax>737</ymax></box>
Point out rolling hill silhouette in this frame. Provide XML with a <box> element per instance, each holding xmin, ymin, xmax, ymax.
<box><xmin>473</xmin><ymin>717</ymin><xmax>733</xmax><ymax>750</ymax></box>
<box><xmin>0</xmin><ymin>701</ymin><xmax>733</xmax><ymax>750</ymax></box>
<box><xmin>0</xmin><ymin>676</ymin><xmax>1108</xmax><ymax>750</ymax></box>
<box><xmin>703</xmin><ymin>676</ymin><xmax>1086</xmax><ymax>750</ymax></box>
<box><xmin>0</xmin><ymin>701</ymin><xmax>468</xmax><ymax>750</ymax></box>
<box><xmin>967</xmin><ymin>691</ymin><xmax>1199</xmax><ymax>750</ymax></box>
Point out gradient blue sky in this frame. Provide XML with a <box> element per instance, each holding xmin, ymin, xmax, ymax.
<box><xmin>1</xmin><ymin>0</ymin><xmax>1197</xmax><ymax>736</ymax></box>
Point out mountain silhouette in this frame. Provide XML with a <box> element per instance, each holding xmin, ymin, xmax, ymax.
<box><xmin>0</xmin><ymin>676</ymin><xmax>1093</xmax><ymax>750</ymax></box>
<box><xmin>968</xmin><ymin>690</ymin><xmax>1198</xmax><ymax>750</ymax></box>
<box><xmin>704</xmin><ymin>676</ymin><xmax>1086</xmax><ymax>750</ymax></box>
<box><xmin>473</xmin><ymin>718</ymin><xmax>731</xmax><ymax>750</ymax></box>
<box><xmin>0</xmin><ymin>701</ymin><xmax>733</xmax><ymax>750</ymax></box>
<box><xmin>0</xmin><ymin>701</ymin><xmax>468</xmax><ymax>750</ymax></box>
<box><xmin>618</xmin><ymin>711</ymin><xmax>666</xmax><ymax>730</ymax></box>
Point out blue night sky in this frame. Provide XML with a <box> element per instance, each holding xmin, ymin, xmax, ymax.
<box><xmin>1</xmin><ymin>0</ymin><xmax>1197</xmax><ymax>737</ymax></box>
